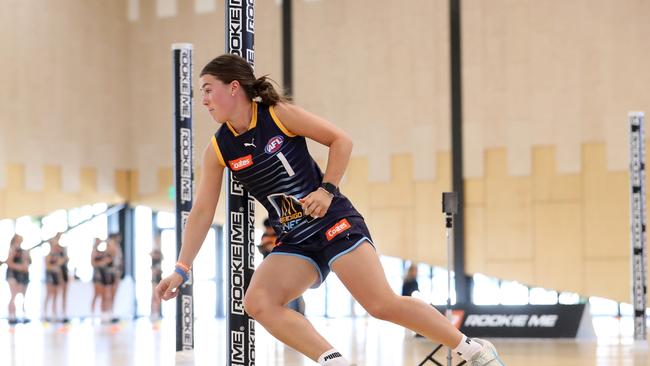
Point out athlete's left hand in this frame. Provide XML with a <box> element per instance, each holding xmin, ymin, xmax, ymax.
<box><xmin>301</xmin><ymin>189</ymin><xmax>333</xmax><ymax>219</ymax></box>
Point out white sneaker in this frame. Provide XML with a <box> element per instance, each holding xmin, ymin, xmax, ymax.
<box><xmin>469</xmin><ymin>338</ymin><xmax>505</xmax><ymax>365</ymax></box>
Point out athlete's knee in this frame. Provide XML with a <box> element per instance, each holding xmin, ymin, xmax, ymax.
<box><xmin>363</xmin><ymin>295</ymin><xmax>400</xmax><ymax>321</ymax></box>
<box><xmin>243</xmin><ymin>289</ymin><xmax>278</xmax><ymax>320</ymax></box>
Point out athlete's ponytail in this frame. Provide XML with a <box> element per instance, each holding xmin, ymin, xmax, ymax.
<box><xmin>200</xmin><ymin>54</ymin><xmax>288</xmax><ymax>106</ymax></box>
<box><xmin>252</xmin><ymin>75</ymin><xmax>287</xmax><ymax>105</ymax></box>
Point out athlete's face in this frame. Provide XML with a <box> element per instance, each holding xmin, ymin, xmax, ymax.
<box><xmin>200</xmin><ymin>74</ymin><xmax>235</xmax><ymax>123</ymax></box>
<box><xmin>11</xmin><ymin>235</ymin><xmax>23</xmax><ymax>248</ymax></box>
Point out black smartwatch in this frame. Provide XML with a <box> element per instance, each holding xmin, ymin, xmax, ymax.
<box><xmin>320</xmin><ymin>182</ymin><xmax>339</xmax><ymax>196</ymax></box>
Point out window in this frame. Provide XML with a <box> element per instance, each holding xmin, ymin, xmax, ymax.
<box><xmin>134</xmin><ymin>206</ymin><xmax>154</xmax><ymax>317</ymax></box>
<box><xmin>15</xmin><ymin>216</ymin><xmax>42</xmax><ymax>251</ymax></box>
<box><xmin>0</xmin><ymin>219</ymin><xmax>15</xmax><ymax>254</ymax></box>
<box><xmin>0</xmin><ymin>219</ymin><xmax>15</xmax><ymax>318</ymax></box>
<box><xmin>63</xmin><ymin>225</ymin><xmax>94</xmax><ymax>282</ymax></box>
<box><xmin>431</xmin><ymin>267</ymin><xmax>455</xmax><ymax>305</ymax></box>
<box><xmin>303</xmin><ymin>282</ymin><xmax>326</xmax><ymax>317</ymax></box>
<box><xmin>499</xmin><ymin>280</ymin><xmax>528</xmax><ymax>305</ymax></box>
<box><xmin>325</xmin><ymin>273</ymin><xmax>353</xmax><ymax>317</ymax></box>
<box><xmin>558</xmin><ymin>292</ymin><xmax>580</xmax><ymax>305</ymax></box>
<box><xmin>472</xmin><ymin>273</ymin><xmax>500</xmax><ymax>305</ymax></box>
<box><xmin>380</xmin><ymin>255</ymin><xmax>403</xmax><ymax>295</ymax></box>
<box><xmin>41</xmin><ymin>209</ymin><xmax>68</xmax><ymax>241</ymax></box>
<box><xmin>416</xmin><ymin>263</ymin><xmax>433</xmax><ymax>303</ymax></box>
<box><xmin>194</xmin><ymin>228</ymin><xmax>217</xmax><ymax>319</ymax></box>
<box><xmin>589</xmin><ymin>296</ymin><xmax>618</xmax><ymax>316</ymax></box>
<box><xmin>156</xmin><ymin>211</ymin><xmax>175</xmax><ymax>229</ymax></box>
<box><xmin>619</xmin><ymin>302</ymin><xmax>634</xmax><ymax>316</ymax></box>
<box><xmin>529</xmin><ymin>287</ymin><xmax>558</xmax><ymax>305</ymax></box>
<box><xmin>92</xmin><ymin>203</ymin><xmax>108</xmax><ymax>215</ymax></box>
<box><xmin>68</xmin><ymin>205</ymin><xmax>93</xmax><ymax>227</ymax></box>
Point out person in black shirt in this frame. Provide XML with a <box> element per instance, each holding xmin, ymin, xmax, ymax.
<box><xmin>44</xmin><ymin>236</ymin><xmax>64</xmax><ymax>323</ymax></box>
<box><xmin>51</xmin><ymin>234</ymin><xmax>70</xmax><ymax>323</ymax></box>
<box><xmin>5</xmin><ymin>234</ymin><xmax>30</xmax><ymax>324</ymax></box>
<box><xmin>401</xmin><ymin>264</ymin><xmax>420</xmax><ymax>297</ymax></box>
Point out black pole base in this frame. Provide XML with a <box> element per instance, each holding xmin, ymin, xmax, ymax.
<box><xmin>418</xmin><ymin>344</ymin><xmax>467</xmax><ymax>366</ymax></box>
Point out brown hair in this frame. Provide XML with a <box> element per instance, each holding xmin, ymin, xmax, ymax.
<box><xmin>10</xmin><ymin>234</ymin><xmax>22</xmax><ymax>248</ymax></box>
<box><xmin>200</xmin><ymin>54</ymin><xmax>288</xmax><ymax>106</ymax></box>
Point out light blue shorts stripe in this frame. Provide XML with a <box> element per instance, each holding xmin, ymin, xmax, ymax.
<box><xmin>328</xmin><ymin>236</ymin><xmax>374</xmax><ymax>267</ymax></box>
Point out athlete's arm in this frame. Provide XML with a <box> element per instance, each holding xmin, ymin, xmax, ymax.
<box><xmin>90</xmin><ymin>250</ymin><xmax>98</xmax><ymax>267</ymax></box>
<box><xmin>5</xmin><ymin>248</ymin><xmax>16</xmax><ymax>270</ymax></box>
<box><xmin>273</xmin><ymin>102</ymin><xmax>352</xmax><ymax>187</ymax></box>
<box><xmin>273</xmin><ymin>103</ymin><xmax>353</xmax><ymax>218</ymax></box>
<box><xmin>18</xmin><ymin>251</ymin><xmax>28</xmax><ymax>271</ymax></box>
<box><xmin>158</xmin><ymin>141</ymin><xmax>224</xmax><ymax>300</ymax></box>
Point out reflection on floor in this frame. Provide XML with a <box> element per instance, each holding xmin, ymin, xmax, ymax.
<box><xmin>2</xmin><ymin>316</ymin><xmax>649</xmax><ymax>365</ymax></box>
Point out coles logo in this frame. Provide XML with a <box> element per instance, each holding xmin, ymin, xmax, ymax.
<box><xmin>326</xmin><ymin>219</ymin><xmax>351</xmax><ymax>241</ymax></box>
<box><xmin>265</xmin><ymin>135</ymin><xmax>284</xmax><ymax>154</ymax></box>
<box><xmin>228</xmin><ymin>155</ymin><xmax>253</xmax><ymax>171</ymax></box>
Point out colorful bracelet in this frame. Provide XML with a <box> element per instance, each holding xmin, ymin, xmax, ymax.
<box><xmin>175</xmin><ymin>261</ymin><xmax>191</xmax><ymax>272</ymax></box>
<box><xmin>174</xmin><ymin>267</ymin><xmax>189</xmax><ymax>283</ymax></box>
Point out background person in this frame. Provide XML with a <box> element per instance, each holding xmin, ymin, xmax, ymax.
<box><xmin>5</xmin><ymin>234</ymin><xmax>31</xmax><ymax>325</ymax></box>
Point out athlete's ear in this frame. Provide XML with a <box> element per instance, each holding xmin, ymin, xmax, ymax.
<box><xmin>229</xmin><ymin>80</ymin><xmax>241</xmax><ymax>95</ymax></box>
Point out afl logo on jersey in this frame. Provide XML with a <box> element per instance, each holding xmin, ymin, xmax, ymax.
<box><xmin>265</xmin><ymin>135</ymin><xmax>284</xmax><ymax>154</ymax></box>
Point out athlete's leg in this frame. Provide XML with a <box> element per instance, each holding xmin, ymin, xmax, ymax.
<box><xmin>49</xmin><ymin>283</ymin><xmax>59</xmax><ymax>321</ymax></box>
<box><xmin>18</xmin><ymin>283</ymin><xmax>28</xmax><ymax>319</ymax></box>
<box><xmin>43</xmin><ymin>282</ymin><xmax>51</xmax><ymax>320</ymax></box>
<box><xmin>60</xmin><ymin>281</ymin><xmax>68</xmax><ymax>321</ymax></box>
<box><xmin>331</xmin><ymin>241</ymin><xmax>463</xmax><ymax>347</ymax></box>
<box><xmin>101</xmin><ymin>281</ymin><xmax>113</xmax><ymax>314</ymax></box>
<box><xmin>91</xmin><ymin>283</ymin><xmax>102</xmax><ymax>314</ymax></box>
<box><xmin>243</xmin><ymin>254</ymin><xmax>331</xmax><ymax>361</ymax></box>
<box><xmin>7</xmin><ymin>278</ymin><xmax>18</xmax><ymax>321</ymax></box>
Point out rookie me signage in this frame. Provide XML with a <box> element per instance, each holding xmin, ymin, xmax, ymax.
<box><xmin>436</xmin><ymin>304</ymin><xmax>589</xmax><ymax>338</ymax></box>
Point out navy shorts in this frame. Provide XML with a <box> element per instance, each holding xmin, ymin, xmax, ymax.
<box><xmin>268</xmin><ymin>215</ymin><xmax>374</xmax><ymax>288</ymax></box>
<box><xmin>46</xmin><ymin>271</ymin><xmax>60</xmax><ymax>286</ymax></box>
<box><xmin>6</xmin><ymin>269</ymin><xmax>29</xmax><ymax>285</ymax></box>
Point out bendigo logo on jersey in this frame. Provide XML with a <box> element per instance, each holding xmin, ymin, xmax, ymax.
<box><xmin>265</xmin><ymin>135</ymin><xmax>284</xmax><ymax>154</ymax></box>
<box><xmin>228</xmin><ymin>155</ymin><xmax>253</xmax><ymax>171</ymax></box>
<box><xmin>268</xmin><ymin>193</ymin><xmax>306</xmax><ymax>231</ymax></box>
<box><xmin>326</xmin><ymin>218</ymin><xmax>351</xmax><ymax>241</ymax></box>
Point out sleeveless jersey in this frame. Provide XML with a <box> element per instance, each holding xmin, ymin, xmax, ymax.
<box><xmin>212</xmin><ymin>102</ymin><xmax>361</xmax><ymax>244</ymax></box>
<box><xmin>13</xmin><ymin>248</ymin><xmax>23</xmax><ymax>265</ymax></box>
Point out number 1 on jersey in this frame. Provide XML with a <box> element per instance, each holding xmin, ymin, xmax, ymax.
<box><xmin>276</xmin><ymin>152</ymin><xmax>295</xmax><ymax>177</ymax></box>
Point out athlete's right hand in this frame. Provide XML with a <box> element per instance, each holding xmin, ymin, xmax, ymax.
<box><xmin>156</xmin><ymin>272</ymin><xmax>184</xmax><ymax>301</ymax></box>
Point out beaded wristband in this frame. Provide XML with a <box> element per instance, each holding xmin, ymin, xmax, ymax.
<box><xmin>174</xmin><ymin>267</ymin><xmax>189</xmax><ymax>283</ymax></box>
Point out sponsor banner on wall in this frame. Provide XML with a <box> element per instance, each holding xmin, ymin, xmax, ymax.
<box><xmin>435</xmin><ymin>304</ymin><xmax>587</xmax><ymax>338</ymax></box>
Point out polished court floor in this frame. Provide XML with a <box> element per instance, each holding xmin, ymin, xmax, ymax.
<box><xmin>2</xmin><ymin>316</ymin><xmax>649</xmax><ymax>365</ymax></box>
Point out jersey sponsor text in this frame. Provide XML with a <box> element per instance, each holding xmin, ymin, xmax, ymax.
<box><xmin>326</xmin><ymin>219</ymin><xmax>351</xmax><ymax>241</ymax></box>
<box><xmin>229</xmin><ymin>155</ymin><xmax>253</xmax><ymax>171</ymax></box>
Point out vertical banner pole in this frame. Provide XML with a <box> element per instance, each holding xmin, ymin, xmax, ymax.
<box><xmin>225</xmin><ymin>1</ymin><xmax>256</xmax><ymax>365</ymax></box>
<box><xmin>629</xmin><ymin>111</ymin><xmax>647</xmax><ymax>341</ymax></box>
<box><xmin>172</xmin><ymin>43</ymin><xmax>195</xmax><ymax>351</ymax></box>
<box><xmin>442</xmin><ymin>192</ymin><xmax>458</xmax><ymax>366</ymax></box>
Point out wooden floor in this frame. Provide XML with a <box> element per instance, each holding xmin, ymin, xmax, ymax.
<box><xmin>2</xmin><ymin>317</ymin><xmax>649</xmax><ymax>365</ymax></box>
